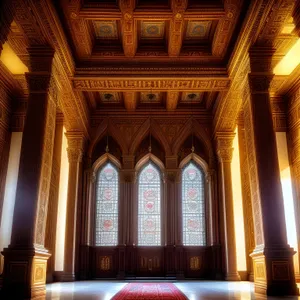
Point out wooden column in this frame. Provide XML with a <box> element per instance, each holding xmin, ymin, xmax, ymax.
<box><xmin>119</xmin><ymin>165</ymin><xmax>135</xmax><ymax>279</ymax></box>
<box><xmin>62</xmin><ymin>132</ymin><xmax>84</xmax><ymax>281</ymax></box>
<box><xmin>244</xmin><ymin>48</ymin><xmax>297</xmax><ymax>295</ymax></box>
<box><xmin>2</xmin><ymin>46</ymin><xmax>57</xmax><ymax>299</ymax></box>
<box><xmin>216</xmin><ymin>133</ymin><xmax>240</xmax><ymax>281</ymax></box>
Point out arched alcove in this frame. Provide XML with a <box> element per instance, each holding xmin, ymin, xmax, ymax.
<box><xmin>135</xmin><ymin>135</ymin><xmax>165</xmax><ymax>166</ymax></box>
<box><xmin>91</xmin><ymin>135</ymin><xmax>122</xmax><ymax>165</ymax></box>
<box><xmin>177</xmin><ymin>135</ymin><xmax>209</xmax><ymax>166</ymax></box>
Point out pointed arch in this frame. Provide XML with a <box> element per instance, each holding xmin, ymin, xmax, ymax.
<box><xmin>135</xmin><ymin>153</ymin><xmax>165</xmax><ymax>173</ymax></box>
<box><xmin>129</xmin><ymin>118</ymin><xmax>172</xmax><ymax>156</ymax></box>
<box><xmin>88</xmin><ymin>118</ymin><xmax>128</xmax><ymax>158</ymax></box>
<box><xmin>92</xmin><ymin>153</ymin><xmax>122</xmax><ymax>175</ymax></box>
<box><xmin>136</xmin><ymin>155</ymin><xmax>163</xmax><ymax>246</ymax></box>
<box><xmin>179</xmin><ymin>153</ymin><xmax>208</xmax><ymax>175</ymax></box>
<box><xmin>181</xmin><ymin>159</ymin><xmax>206</xmax><ymax>246</ymax></box>
<box><xmin>94</xmin><ymin>158</ymin><xmax>120</xmax><ymax>246</ymax></box>
<box><xmin>172</xmin><ymin>118</ymin><xmax>214</xmax><ymax>167</ymax></box>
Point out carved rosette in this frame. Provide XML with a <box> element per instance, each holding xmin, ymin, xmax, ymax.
<box><xmin>215</xmin><ymin>134</ymin><xmax>235</xmax><ymax>163</ymax></box>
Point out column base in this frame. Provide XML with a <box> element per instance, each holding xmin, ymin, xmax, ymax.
<box><xmin>59</xmin><ymin>272</ymin><xmax>76</xmax><ymax>282</ymax></box>
<box><xmin>251</xmin><ymin>245</ymin><xmax>298</xmax><ymax>296</ymax></box>
<box><xmin>1</xmin><ymin>246</ymin><xmax>50</xmax><ymax>299</ymax></box>
<box><xmin>248</xmin><ymin>271</ymin><xmax>254</xmax><ymax>282</ymax></box>
<box><xmin>225</xmin><ymin>272</ymin><xmax>241</xmax><ymax>281</ymax></box>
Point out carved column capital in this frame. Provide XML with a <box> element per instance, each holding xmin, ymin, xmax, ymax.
<box><xmin>248</xmin><ymin>74</ymin><xmax>274</xmax><ymax>94</ymax></box>
<box><xmin>27</xmin><ymin>46</ymin><xmax>55</xmax><ymax>72</ymax></box>
<box><xmin>215</xmin><ymin>133</ymin><xmax>235</xmax><ymax>163</ymax></box>
<box><xmin>248</xmin><ymin>47</ymin><xmax>275</xmax><ymax>73</ymax></box>
<box><xmin>66</xmin><ymin>132</ymin><xmax>85</xmax><ymax>164</ymax></box>
<box><xmin>165</xmin><ymin>169</ymin><xmax>179</xmax><ymax>183</ymax></box>
<box><xmin>122</xmin><ymin>154</ymin><xmax>135</xmax><ymax>169</ymax></box>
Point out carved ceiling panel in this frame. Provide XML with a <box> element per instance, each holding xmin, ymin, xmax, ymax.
<box><xmin>185</xmin><ymin>21</ymin><xmax>212</xmax><ymax>40</ymax></box>
<box><xmin>60</xmin><ymin>0</ymin><xmax>243</xmax><ymax>63</ymax></box>
<box><xmin>93</xmin><ymin>21</ymin><xmax>119</xmax><ymax>39</ymax></box>
<box><xmin>140</xmin><ymin>21</ymin><xmax>165</xmax><ymax>39</ymax></box>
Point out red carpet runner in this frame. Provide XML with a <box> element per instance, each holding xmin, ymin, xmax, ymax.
<box><xmin>112</xmin><ymin>283</ymin><xmax>188</xmax><ymax>300</ymax></box>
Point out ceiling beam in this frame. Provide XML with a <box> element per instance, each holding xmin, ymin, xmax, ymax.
<box><xmin>120</xmin><ymin>0</ymin><xmax>137</xmax><ymax>57</ymax></box>
<box><xmin>166</xmin><ymin>91</ymin><xmax>180</xmax><ymax>111</ymax></box>
<box><xmin>168</xmin><ymin>1</ymin><xmax>187</xmax><ymax>57</ymax></box>
<box><xmin>124</xmin><ymin>91</ymin><xmax>137</xmax><ymax>111</ymax></box>
<box><xmin>60</xmin><ymin>0</ymin><xmax>93</xmax><ymax>59</ymax></box>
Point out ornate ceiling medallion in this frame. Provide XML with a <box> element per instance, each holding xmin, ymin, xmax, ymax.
<box><xmin>182</xmin><ymin>92</ymin><xmax>204</xmax><ymax>103</ymax></box>
<box><xmin>185</xmin><ymin>21</ymin><xmax>212</xmax><ymax>39</ymax></box>
<box><xmin>99</xmin><ymin>92</ymin><xmax>120</xmax><ymax>103</ymax></box>
<box><xmin>93</xmin><ymin>21</ymin><xmax>118</xmax><ymax>39</ymax></box>
<box><xmin>141</xmin><ymin>21</ymin><xmax>165</xmax><ymax>39</ymax></box>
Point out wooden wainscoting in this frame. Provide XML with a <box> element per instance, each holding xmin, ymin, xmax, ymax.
<box><xmin>84</xmin><ymin>245</ymin><xmax>221</xmax><ymax>279</ymax></box>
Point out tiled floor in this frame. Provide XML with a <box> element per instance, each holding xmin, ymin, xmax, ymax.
<box><xmin>45</xmin><ymin>281</ymin><xmax>300</xmax><ymax>300</ymax></box>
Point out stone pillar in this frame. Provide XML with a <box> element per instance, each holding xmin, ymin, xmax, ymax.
<box><xmin>0</xmin><ymin>0</ymin><xmax>15</xmax><ymax>55</ymax></box>
<box><xmin>2</xmin><ymin>47</ymin><xmax>57</xmax><ymax>299</ymax></box>
<box><xmin>244</xmin><ymin>48</ymin><xmax>297</xmax><ymax>295</ymax></box>
<box><xmin>216</xmin><ymin>133</ymin><xmax>240</xmax><ymax>281</ymax></box>
<box><xmin>62</xmin><ymin>132</ymin><xmax>84</xmax><ymax>281</ymax></box>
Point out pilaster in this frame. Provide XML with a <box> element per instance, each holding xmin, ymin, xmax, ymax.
<box><xmin>62</xmin><ymin>132</ymin><xmax>84</xmax><ymax>282</ymax></box>
<box><xmin>2</xmin><ymin>46</ymin><xmax>57</xmax><ymax>299</ymax></box>
<box><xmin>245</xmin><ymin>48</ymin><xmax>297</xmax><ymax>295</ymax></box>
<box><xmin>237</xmin><ymin>124</ymin><xmax>255</xmax><ymax>281</ymax></box>
<box><xmin>216</xmin><ymin>132</ymin><xmax>240</xmax><ymax>281</ymax></box>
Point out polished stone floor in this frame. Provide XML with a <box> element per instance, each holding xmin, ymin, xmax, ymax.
<box><xmin>46</xmin><ymin>281</ymin><xmax>300</xmax><ymax>300</ymax></box>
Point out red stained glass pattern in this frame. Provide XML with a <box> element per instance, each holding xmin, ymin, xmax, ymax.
<box><xmin>138</xmin><ymin>162</ymin><xmax>161</xmax><ymax>246</ymax></box>
<box><xmin>95</xmin><ymin>162</ymin><xmax>119</xmax><ymax>246</ymax></box>
<box><xmin>182</xmin><ymin>161</ymin><xmax>206</xmax><ymax>246</ymax></box>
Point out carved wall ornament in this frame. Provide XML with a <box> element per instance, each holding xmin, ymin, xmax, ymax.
<box><xmin>73</xmin><ymin>78</ymin><xmax>231</xmax><ymax>91</ymax></box>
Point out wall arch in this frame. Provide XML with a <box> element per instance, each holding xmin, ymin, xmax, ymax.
<box><xmin>88</xmin><ymin>118</ymin><xmax>128</xmax><ymax>158</ymax></box>
<box><xmin>172</xmin><ymin>118</ymin><xmax>215</xmax><ymax>167</ymax></box>
<box><xmin>129</xmin><ymin>118</ymin><xmax>172</xmax><ymax>156</ymax></box>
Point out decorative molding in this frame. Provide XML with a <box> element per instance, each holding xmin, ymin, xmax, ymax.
<box><xmin>73</xmin><ymin>78</ymin><xmax>231</xmax><ymax>91</ymax></box>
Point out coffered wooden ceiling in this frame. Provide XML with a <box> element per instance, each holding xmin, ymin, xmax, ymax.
<box><xmin>60</xmin><ymin>0</ymin><xmax>241</xmax><ymax>63</ymax></box>
<box><xmin>2</xmin><ymin>0</ymin><xmax>299</xmax><ymax>137</ymax></box>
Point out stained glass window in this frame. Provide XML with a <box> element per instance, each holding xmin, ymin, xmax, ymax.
<box><xmin>95</xmin><ymin>162</ymin><xmax>119</xmax><ymax>246</ymax></box>
<box><xmin>182</xmin><ymin>161</ymin><xmax>206</xmax><ymax>246</ymax></box>
<box><xmin>138</xmin><ymin>162</ymin><xmax>161</xmax><ymax>246</ymax></box>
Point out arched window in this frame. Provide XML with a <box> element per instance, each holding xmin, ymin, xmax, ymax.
<box><xmin>95</xmin><ymin>162</ymin><xmax>119</xmax><ymax>246</ymax></box>
<box><xmin>182</xmin><ymin>161</ymin><xmax>206</xmax><ymax>246</ymax></box>
<box><xmin>138</xmin><ymin>162</ymin><xmax>161</xmax><ymax>246</ymax></box>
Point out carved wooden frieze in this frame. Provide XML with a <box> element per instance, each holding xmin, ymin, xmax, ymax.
<box><xmin>73</xmin><ymin>78</ymin><xmax>230</xmax><ymax>91</ymax></box>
